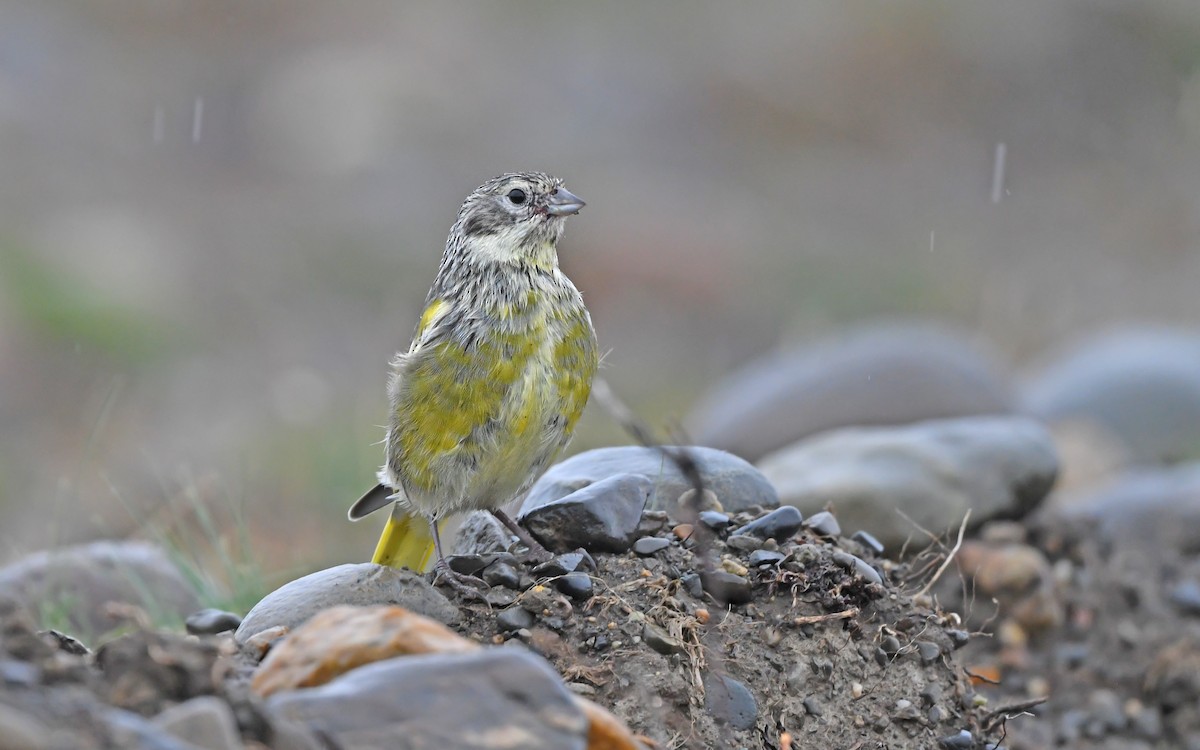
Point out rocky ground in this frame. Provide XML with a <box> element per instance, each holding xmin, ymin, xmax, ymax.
<box><xmin>4</xmin><ymin>323</ymin><xmax>1200</xmax><ymax>749</ymax></box>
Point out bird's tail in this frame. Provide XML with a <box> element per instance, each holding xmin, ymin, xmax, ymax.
<box><xmin>371</xmin><ymin>507</ymin><xmax>439</xmax><ymax>572</ymax></box>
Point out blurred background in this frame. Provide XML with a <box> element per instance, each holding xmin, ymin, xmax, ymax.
<box><xmin>3</xmin><ymin>1</ymin><xmax>1200</xmax><ymax>580</ymax></box>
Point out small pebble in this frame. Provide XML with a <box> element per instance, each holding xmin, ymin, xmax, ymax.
<box><xmin>748</xmin><ymin>549</ymin><xmax>786</xmax><ymax>567</ymax></box>
<box><xmin>484</xmin><ymin>588</ymin><xmax>517</xmax><ymax>608</ymax></box>
<box><xmin>681</xmin><ymin>573</ymin><xmax>704</xmax><ymax>599</ymax></box>
<box><xmin>916</xmin><ymin>640</ymin><xmax>941</xmax><ymax>665</ymax></box>
<box><xmin>881</xmin><ymin>635</ymin><xmax>902</xmax><ymax>657</ymax></box>
<box><xmin>850</xmin><ymin>682</ymin><xmax>864</xmax><ymax>699</ymax></box>
<box><xmin>805</xmin><ymin>511</ymin><xmax>841</xmax><ymax>537</ymax></box>
<box><xmin>725</xmin><ymin>534</ymin><xmax>763</xmax><ymax>552</ymax></box>
<box><xmin>534</xmin><ymin>550</ymin><xmax>596</xmax><ymax>577</ymax></box>
<box><xmin>700</xmin><ymin>571</ymin><xmax>754</xmax><ymax>605</ymax></box>
<box><xmin>633</xmin><ymin>536</ymin><xmax>671</xmax><ymax>556</ymax></box>
<box><xmin>703</xmin><ymin>673</ymin><xmax>757</xmax><ymax>730</ymax></box>
<box><xmin>637</xmin><ymin>510</ymin><xmax>670</xmax><ymax>535</ymax></box>
<box><xmin>496</xmin><ymin>606</ymin><xmax>535</xmax><ymax>632</ymax></box>
<box><xmin>698</xmin><ymin>511</ymin><xmax>731</xmax><ymax>532</ymax></box>
<box><xmin>852</xmin><ymin>530</ymin><xmax>885</xmax><ymax>556</ymax></box>
<box><xmin>736</xmin><ymin>506</ymin><xmax>804</xmax><ymax>541</ymax></box>
<box><xmin>832</xmin><ymin>551</ymin><xmax>883</xmax><ymax>585</ymax></box>
<box><xmin>0</xmin><ymin>660</ymin><xmax>40</xmax><ymax>687</ymax></box>
<box><xmin>554</xmin><ymin>572</ymin><xmax>593</xmax><ymax>601</ymax></box>
<box><xmin>945</xmin><ymin>629</ymin><xmax>971</xmax><ymax>650</ymax></box>
<box><xmin>672</xmin><ymin>524</ymin><xmax>695</xmax><ymax>540</ymax></box>
<box><xmin>720</xmin><ymin>558</ymin><xmax>749</xmax><ymax>577</ymax></box>
<box><xmin>1170</xmin><ymin>579</ymin><xmax>1200</xmax><ymax>615</ymax></box>
<box><xmin>482</xmin><ymin>561</ymin><xmax>522</xmax><ymax>589</ymax></box>
<box><xmin>695</xmin><ymin>608</ymin><xmax>710</xmax><ymax>624</ymax></box>
<box><xmin>938</xmin><ymin>729</ymin><xmax>974</xmax><ymax>749</ymax></box>
<box><xmin>185</xmin><ymin>609</ymin><xmax>242</xmax><ymax>636</ymax></box>
<box><xmin>446</xmin><ymin>554</ymin><xmax>489</xmax><ymax>576</ymax></box>
<box><xmin>643</xmin><ymin>623</ymin><xmax>683</xmax><ymax>655</ymax></box>
<box><xmin>802</xmin><ymin>696</ymin><xmax>823</xmax><ymax>716</ymax></box>
<box><xmin>566</xmin><ymin>681</ymin><xmax>596</xmax><ymax>696</ymax></box>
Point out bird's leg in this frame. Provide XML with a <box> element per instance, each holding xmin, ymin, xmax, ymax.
<box><xmin>490</xmin><ymin>508</ymin><xmax>553</xmax><ymax>563</ymax></box>
<box><xmin>429</xmin><ymin>520</ymin><xmax>488</xmax><ymax>600</ymax></box>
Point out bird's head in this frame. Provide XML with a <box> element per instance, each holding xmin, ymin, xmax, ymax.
<box><xmin>452</xmin><ymin>172</ymin><xmax>585</xmax><ymax>267</ymax></box>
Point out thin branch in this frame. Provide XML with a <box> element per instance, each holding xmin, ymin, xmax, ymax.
<box><xmin>914</xmin><ymin>510</ymin><xmax>970</xmax><ymax>599</ymax></box>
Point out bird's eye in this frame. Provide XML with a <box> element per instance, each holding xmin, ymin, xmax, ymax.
<box><xmin>507</xmin><ymin>189</ymin><xmax>527</xmax><ymax>205</ymax></box>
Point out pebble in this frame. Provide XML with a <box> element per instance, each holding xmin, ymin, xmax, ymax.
<box><xmin>446</xmin><ymin>554</ymin><xmax>489</xmax><ymax>577</ymax></box>
<box><xmin>482</xmin><ymin>561</ymin><xmax>522</xmax><ymax>589</ymax></box>
<box><xmin>633</xmin><ymin>537</ymin><xmax>671</xmax><ymax>556</ymax></box>
<box><xmin>938</xmin><ymin>729</ymin><xmax>974</xmax><ymax>749</ymax></box>
<box><xmin>0</xmin><ymin>659</ymin><xmax>40</xmax><ymax>687</ymax></box>
<box><xmin>720</xmin><ymin>558</ymin><xmax>749</xmax><ymax>577</ymax></box>
<box><xmin>802</xmin><ymin>696</ymin><xmax>823</xmax><ymax>716</ymax></box>
<box><xmin>700</xmin><ymin>571</ymin><xmax>754</xmax><ymax>605</ymax></box>
<box><xmin>703</xmin><ymin>673</ymin><xmax>757</xmax><ymax>730</ymax></box>
<box><xmin>698</xmin><ymin>511</ymin><xmax>732</xmax><ymax>532</ymax></box>
<box><xmin>152</xmin><ymin>695</ymin><xmax>241</xmax><ymax>750</ymax></box>
<box><xmin>642</xmin><ymin>623</ymin><xmax>683</xmax><ymax>655</ymax></box>
<box><xmin>518</xmin><ymin>473</ymin><xmax>651</xmax><ymax>553</ymax></box>
<box><xmin>554</xmin><ymin>572</ymin><xmax>593</xmax><ymax>601</ymax></box>
<box><xmin>1170</xmin><ymin>579</ymin><xmax>1200</xmax><ymax>615</ymax></box>
<box><xmin>916</xmin><ymin>640</ymin><xmax>941</xmax><ymax>665</ymax></box>
<box><xmin>832</xmin><ymin>551</ymin><xmax>883</xmax><ymax>585</ymax></box>
<box><xmin>881</xmin><ymin>635</ymin><xmax>902</xmax><ymax>657</ymax></box>
<box><xmin>725</xmin><ymin>534</ymin><xmax>764</xmax><ymax>552</ymax></box>
<box><xmin>533</xmin><ymin>550</ymin><xmax>596</xmax><ymax>577</ymax></box>
<box><xmin>736</xmin><ymin>506</ymin><xmax>804</xmax><ymax>541</ymax></box>
<box><xmin>672</xmin><ymin>523</ymin><xmax>694</xmax><ymax>540</ymax></box>
<box><xmin>637</xmin><ymin>510</ymin><xmax>670</xmax><ymax>535</ymax></box>
<box><xmin>850</xmin><ymin>682</ymin><xmax>864</xmax><ymax>699</ymax></box>
<box><xmin>748</xmin><ymin>550</ymin><xmax>786</xmax><ymax>567</ymax></box>
<box><xmin>852</xmin><ymin>530</ymin><xmax>885</xmax><ymax>555</ymax></box>
<box><xmin>484</xmin><ymin>588</ymin><xmax>516</xmax><ymax>608</ymax></box>
<box><xmin>185</xmin><ymin>609</ymin><xmax>242</xmax><ymax>636</ymax></box>
<box><xmin>805</xmin><ymin>511</ymin><xmax>841</xmax><ymax>537</ymax></box>
<box><xmin>497</xmin><ymin>606</ymin><xmax>534</xmax><ymax>632</ymax></box>
<box><xmin>681</xmin><ymin>573</ymin><xmax>704</xmax><ymax>599</ymax></box>
<box><xmin>945</xmin><ymin>629</ymin><xmax>970</xmax><ymax>650</ymax></box>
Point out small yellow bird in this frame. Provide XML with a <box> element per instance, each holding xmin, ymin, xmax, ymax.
<box><xmin>349</xmin><ymin>172</ymin><xmax>598</xmax><ymax>589</ymax></box>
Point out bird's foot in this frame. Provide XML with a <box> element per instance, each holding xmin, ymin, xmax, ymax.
<box><xmin>432</xmin><ymin>560</ymin><xmax>490</xmax><ymax>603</ymax></box>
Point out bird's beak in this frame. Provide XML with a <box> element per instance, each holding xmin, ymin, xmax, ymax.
<box><xmin>546</xmin><ymin>187</ymin><xmax>585</xmax><ymax>216</ymax></box>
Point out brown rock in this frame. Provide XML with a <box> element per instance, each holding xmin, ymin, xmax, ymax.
<box><xmin>574</xmin><ymin>696</ymin><xmax>650</xmax><ymax>750</ymax></box>
<box><xmin>251</xmin><ymin>605</ymin><xmax>478</xmax><ymax>697</ymax></box>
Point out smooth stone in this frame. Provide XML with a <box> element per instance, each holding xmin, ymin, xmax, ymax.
<box><xmin>703</xmin><ymin>673</ymin><xmax>757</xmax><ymax>730</ymax></box>
<box><xmin>152</xmin><ymin>696</ymin><xmax>242</xmax><ymax>750</ymax></box>
<box><xmin>497</xmin><ymin>606</ymin><xmax>535</xmax><ymax>632</ymax></box>
<box><xmin>519</xmin><ymin>473</ymin><xmax>650</xmax><ymax>553</ymax></box>
<box><xmin>533</xmin><ymin>551</ymin><xmax>596</xmax><ymax>577</ymax></box>
<box><xmin>915</xmin><ymin>640</ymin><xmax>942</xmax><ymax>665</ymax></box>
<box><xmin>632</xmin><ymin>537</ymin><xmax>671</xmax><ymax>556</ymax></box>
<box><xmin>642</xmin><ymin>622</ymin><xmax>683</xmax><ymax>655</ymax></box>
<box><xmin>0</xmin><ymin>541</ymin><xmax>202</xmax><ymax>638</ymax></box>
<box><xmin>700</xmin><ymin>571</ymin><xmax>753</xmax><ymax>605</ymax></box>
<box><xmin>185</xmin><ymin>609</ymin><xmax>242</xmax><ymax>636</ymax></box>
<box><xmin>852</xmin><ymin>530</ymin><xmax>885</xmax><ymax>556</ymax></box>
<box><xmin>698</xmin><ymin>511</ymin><xmax>731</xmax><ymax>532</ymax></box>
<box><xmin>939</xmin><ymin>730</ymin><xmax>975</xmax><ymax>749</ymax></box>
<box><xmin>831</xmin><ymin>552</ymin><xmax>883</xmax><ymax>586</ymax></box>
<box><xmin>446</xmin><ymin>555</ymin><xmax>489</xmax><ymax>577</ymax></box>
<box><xmin>1170</xmin><ymin>580</ymin><xmax>1200</xmax><ymax>615</ymax></box>
<box><xmin>736</xmin><ymin>506</ymin><xmax>804</xmax><ymax>541</ymax></box>
<box><xmin>522</xmin><ymin>446</ymin><xmax>778</xmax><ymax>518</ymax></box>
<box><xmin>687</xmin><ymin>322</ymin><xmax>1016</xmax><ymax>461</ymax></box>
<box><xmin>758</xmin><ymin>416</ymin><xmax>1059</xmax><ymax>550</ymax></box>
<box><xmin>725</xmin><ymin>534</ymin><xmax>763</xmax><ymax>552</ymax></box>
<box><xmin>268</xmin><ymin>650</ymin><xmax>589</xmax><ymax>749</ymax></box>
<box><xmin>235</xmin><ymin>564</ymin><xmax>458</xmax><ymax>644</ymax></box>
<box><xmin>482</xmin><ymin>562</ymin><xmax>521</xmax><ymax>590</ymax></box>
<box><xmin>1045</xmin><ymin>463</ymin><xmax>1200</xmax><ymax>553</ymax></box>
<box><xmin>805</xmin><ymin>511</ymin><xmax>841</xmax><ymax>537</ymax></box>
<box><xmin>553</xmin><ymin>572</ymin><xmax>593</xmax><ymax>601</ymax></box>
<box><xmin>747</xmin><ymin>550</ymin><xmax>785</xmax><ymax>567</ymax></box>
<box><xmin>680</xmin><ymin>573</ymin><xmax>704</xmax><ymax>599</ymax></box>
<box><xmin>1023</xmin><ymin>327</ymin><xmax>1200</xmax><ymax>465</ymax></box>
<box><xmin>452</xmin><ymin>511</ymin><xmax>513</xmax><ymax>556</ymax></box>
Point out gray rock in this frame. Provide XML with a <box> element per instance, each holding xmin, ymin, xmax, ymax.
<box><xmin>0</xmin><ymin>541</ymin><xmax>202</xmax><ymax>638</ymax></box>
<box><xmin>832</xmin><ymin>552</ymin><xmax>882</xmax><ymax>586</ymax></box>
<box><xmin>268</xmin><ymin>649</ymin><xmax>589</xmax><ymax>749</ymax></box>
<box><xmin>805</xmin><ymin>511</ymin><xmax>841</xmax><ymax>537</ymax></box>
<box><xmin>632</xmin><ymin>537</ymin><xmax>671</xmax><ymax>556</ymax></box>
<box><xmin>688</xmin><ymin>322</ymin><xmax>1016</xmax><ymax>461</ymax></box>
<box><xmin>758</xmin><ymin>416</ymin><xmax>1059</xmax><ymax>551</ymax></box>
<box><xmin>700</xmin><ymin>571</ymin><xmax>753</xmax><ymax>605</ymax></box>
<box><xmin>452</xmin><ymin>511</ymin><xmax>512</xmax><ymax>556</ymax></box>
<box><xmin>522</xmin><ymin>446</ymin><xmax>777</xmax><ymax>518</ymax></box>
<box><xmin>698</xmin><ymin>511</ymin><xmax>731</xmax><ymax>532</ymax></box>
<box><xmin>235</xmin><ymin>564</ymin><xmax>458</xmax><ymax>644</ymax></box>
<box><xmin>642</xmin><ymin>622</ymin><xmax>683</xmax><ymax>655</ymax></box>
<box><xmin>747</xmin><ymin>550</ymin><xmax>785</xmax><ymax>567</ymax></box>
<box><xmin>1046</xmin><ymin>463</ymin><xmax>1200</xmax><ymax>552</ymax></box>
<box><xmin>735</xmin><ymin>506</ymin><xmax>804</xmax><ymax>541</ymax></box>
<box><xmin>519</xmin><ymin>474</ymin><xmax>650</xmax><ymax>553</ymax></box>
<box><xmin>497</xmin><ymin>606</ymin><xmax>535</xmax><ymax>632</ymax></box>
<box><xmin>553</xmin><ymin>572</ymin><xmax>593</xmax><ymax>601</ymax></box>
<box><xmin>703</xmin><ymin>673</ymin><xmax>757</xmax><ymax>730</ymax></box>
<box><xmin>1023</xmin><ymin>328</ymin><xmax>1200</xmax><ymax>465</ymax></box>
<box><xmin>851</xmin><ymin>530</ymin><xmax>885</xmax><ymax>556</ymax></box>
<box><xmin>152</xmin><ymin>696</ymin><xmax>241</xmax><ymax>750</ymax></box>
<box><xmin>185</xmin><ymin>609</ymin><xmax>241</xmax><ymax>636</ymax></box>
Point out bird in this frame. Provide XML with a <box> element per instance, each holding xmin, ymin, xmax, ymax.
<box><xmin>348</xmin><ymin>172</ymin><xmax>598</xmax><ymax>591</ymax></box>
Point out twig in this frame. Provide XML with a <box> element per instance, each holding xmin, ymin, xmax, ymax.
<box><xmin>914</xmin><ymin>510</ymin><xmax>970</xmax><ymax>599</ymax></box>
<box><xmin>793</xmin><ymin>608</ymin><xmax>859</xmax><ymax>626</ymax></box>
<box><xmin>982</xmin><ymin>696</ymin><xmax>1047</xmax><ymax>732</ymax></box>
